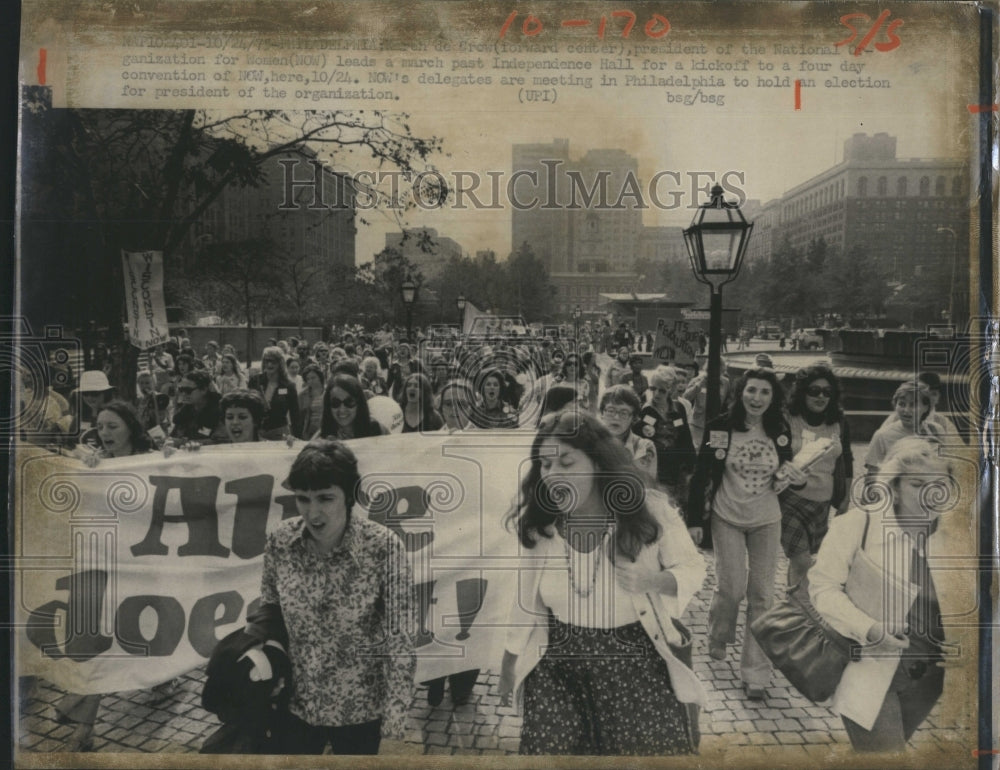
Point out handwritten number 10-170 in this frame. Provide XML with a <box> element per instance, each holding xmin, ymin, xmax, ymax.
<box><xmin>500</xmin><ymin>10</ymin><xmax>671</xmax><ymax>39</ymax></box>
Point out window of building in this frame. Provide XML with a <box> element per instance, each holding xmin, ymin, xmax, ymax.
<box><xmin>935</xmin><ymin>176</ymin><xmax>946</xmax><ymax>196</ymax></box>
<box><xmin>877</xmin><ymin>176</ymin><xmax>887</xmax><ymax>196</ymax></box>
<box><xmin>952</xmin><ymin>176</ymin><xmax>963</xmax><ymax>196</ymax></box>
<box><xmin>858</xmin><ymin>177</ymin><xmax>868</xmax><ymax>198</ymax></box>
<box><xmin>897</xmin><ymin>177</ymin><xmax>907</xmax><ymax>197</ymax></box>
<box><xmin>919</xmin><ymin>176</ymin><xmax>930</xmax><ymax>196</ymax></box>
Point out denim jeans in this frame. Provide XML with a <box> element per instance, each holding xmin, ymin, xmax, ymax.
<box><xmin>708</xmin><ymin>516</ymin><xmax>781</xmax><ymax>687</ymax></box>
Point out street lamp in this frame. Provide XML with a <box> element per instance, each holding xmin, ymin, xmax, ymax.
<box><xmin>401</xmin><ymin>276</ymin><xmax>417</xmax><ymax>343</ymax></box>
<box><xmin>684</xmin><ymin>184</ymin><xmax>754</xmax><ymax>422</ymax></box>
<box><xmin>456</xmin><ymin>293</ymin><xmax>467</xmax><ymax>338</ymax></box>
<box><xmin>573</xmin><ymin>304</ymin><xmax>581</xmax><ymax>344</ymax></box>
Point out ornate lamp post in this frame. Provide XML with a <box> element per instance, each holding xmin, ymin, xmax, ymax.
<box><xmin>573</xmin><ymin>304</ymin><xmax>581</xmax><ymax>343</ymax></box>
<box><xmin>401</xmin><ymin>276</ymin><xmax>417</xmax><ymax>343</ymax></box>
<box><xmin>684</xmin><ymin>184</ymin><xmax>754</xmax><ymax>422</ymax></box>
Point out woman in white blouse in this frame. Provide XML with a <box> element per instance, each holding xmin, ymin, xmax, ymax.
<box><xmin>498</xmin><ymin>410</ymin><xmax>707</xmax><ymax>755</ymax></box>
<box><xmin>810</xmin><ymin>437</ymin><xmax>956</xmax><ymax>752</ymax></box>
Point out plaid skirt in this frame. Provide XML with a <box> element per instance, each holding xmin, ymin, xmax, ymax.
<box><xmin>520</xmin><ymin>617</ymin><xmax>694</xmax><ymax>756</ymax></box>
<box><xmin>779</xmin><ymin>489</ymin><xmax>831</xmax><ymax>558</ymax></box>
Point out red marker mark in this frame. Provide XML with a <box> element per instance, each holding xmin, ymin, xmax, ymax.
<box><xmin>967</xmin><ymin>104</ymin><xmax>999</xmax><ymax>113</ymax></box>
<box><xmin>835</xmin><ymin>10</ymin><xmax>903</xmax><ymax>55</ymax></box>
<box><xmin>561</xmin><ymin>19</ymin><xmax>590</xmax><ymax>28</ymax></box>
<box><xmin>37</xmin><ymin>48</ymin><xmax>47</xmax><ymax>85</ymax></box>
<box><xmin>794</xmin><ymin>79</ymin><xmax>802</xmax><ymax>110</ymax></box>
<box><xmin>972</xmin><ymin>749</ymin><xmax>1000</xmax><ymax>757</ymax></box>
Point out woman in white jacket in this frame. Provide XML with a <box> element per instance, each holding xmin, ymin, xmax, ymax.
<box><xmin>809</xmin><ymin>437</ymin><xmax>956</xmax><ymax>752</ymax></box>
<box><xmin>498</xmin><ymin>410</ymin><xmax>707</xmax><ymax>755</ymax></box>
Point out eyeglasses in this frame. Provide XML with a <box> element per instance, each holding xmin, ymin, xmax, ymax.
<box><xmin>601</xmin><ymin>406</ymin><xmax>634</xmax><ymax>420</ymax></box>
<box><xmin>177</xmin><ymin>386</ymin><xmax>196</xmax><ymax>394</ymax></box>
<box><xmin>806</xmin><ymin>386</ymin><xmax>833</xmax><ymax>398</ymax></box>
<box><xmin>329</xmin><ymin>396</ymin><xmax>357</xmax><ymax>409</ymax></box>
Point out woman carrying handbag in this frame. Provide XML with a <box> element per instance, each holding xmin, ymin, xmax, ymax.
<box><xmin>809</xmin><ymin>437</ymin><xmax>957</xmax><ymax>752</ymax></box>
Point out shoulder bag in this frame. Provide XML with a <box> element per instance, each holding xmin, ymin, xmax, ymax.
<box><xmin>749</xmin><ymin>514</ymin><xmax>870</xmax><ymax>703</ymax></box>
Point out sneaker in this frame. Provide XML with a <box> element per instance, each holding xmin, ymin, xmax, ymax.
<box><xmin>708</xmin><ymin>643</ymin><xmax>726</xmax><ymax>661</ymax></box>
<box><xmin>743</xmin><ymin>683</ymin><xmax>766</xmax><ymax>701</ymax></box>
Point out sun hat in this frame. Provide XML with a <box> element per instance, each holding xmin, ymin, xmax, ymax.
<box><xmin>76</xmin><ymin>371</ymin><xmax>113</xmax><ymax>393</ymax></box>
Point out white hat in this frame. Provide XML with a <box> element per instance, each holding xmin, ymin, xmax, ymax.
<box><xmin>77</xmin><ymin>370</ymin><xmax>113</xmax><ymax>393</ymax></box>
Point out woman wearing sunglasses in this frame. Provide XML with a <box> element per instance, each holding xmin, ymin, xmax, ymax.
<box><xmin>317</xmin><ymin>374</ymin><xmax>386</xmax><ymax>440</ymax></box>
<box><xmin>780</xmin><ymin>365</ymin><xmax>854</xmax><ymax>588</ymax></box>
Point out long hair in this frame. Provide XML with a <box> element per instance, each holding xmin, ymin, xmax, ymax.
<box><xmin>260</xmin><ymin>346</ymin><xmax>290</xmax><ymax>386</ymax></box>
<box><xmin>727</xmin><ymin>367</ymin><xmax>787</xmax><ymax>436</ymax></box>
<box><xmin>96</xmin><ymin>400</ymin><xmax>151</xmax><ymax>454</ymax></box>
<box><xmin>475</xmin><ymin>368</ymin><xmax>509</xmax><ymax>406</ymax></box>
<box><xmin>399</xmin><ymin>372</ymin><xmax>436</xmax><ymax>414</ymax></box>
<box><xmin>220</xmin><ymin>353</ymin><xmax>243</xmax><ymax>381</ymax></box>
<box><xmin>505</xmin><ymin>410</ymin><xmax>660</xmax><ymax>563</ymax></box>
<box><xmin>787</xmin><ymin>364</ymin><xmax>844</xmax><ymax>424</ymax></box>
<box><xmin>319</xmin><ymin>374</ymin><xmax>378</xmax><ymax>438</ymax></box>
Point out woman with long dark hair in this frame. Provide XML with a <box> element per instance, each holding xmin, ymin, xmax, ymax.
<box><xmin>248</xmin><ymin>346</ymin><xmax>300</xmax><ymax>441</ymax></box>
<box><xmin>297</xmin><ymin>364</ymin><xmax>326</xmax><ymax>440</ymax></box>
<box><xmin>499</xmin><ymin>410</ymin><xmax>707</xmax><ymax>755</ymax></box>
<box><xmin>686</xmin><ymin>368</ymin><xmax>806</xmax><ymax>701</ymax></box>
<box><xmin>317</xmin><ymin>374</ymin><xmax>386</xmax><ymax>440</ymax></box>
<box><xmin>781</xmin><ymin>365</ymin><xmax>853</xmax><ymax>587</ymax></box>
<box><xmin>399</xmin><ymin>373</ymin><xmax>444</xmax><ymax>433</ymax></box>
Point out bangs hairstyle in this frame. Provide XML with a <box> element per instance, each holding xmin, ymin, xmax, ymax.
<box><xmin>506</xmin><ymin>410</ymin><xmax>660</xmax><ymax>563</ymax></box>
<box><xmin>220</xmin><ymin>389</ymin><xmax>268</xmax><ymax>426</ymax></box>
<box><xmin>893</xmin><ymin>381</ymin><xmax>933</xmax><ymax>410</ymax></box>
<box><xmin>282</xmin><ymin>439</ymin><xmax>361</xmax><ymax>512</ymax></box>
<box><xmin>599</xmin><ymin>384</ymin><xmax>641</xmax><ymax>415</ymax></box>
<box><xmin>788</xmin><ymin>364</ymin><xmax>843</xmax><ymax>424</ymax></box>
<box><xmin>260</xmin><ymin>346</ymin><xmax>291</xmax><ymax>384</ymax></box>
<box><xmin>320</xmin><ymin>374</ymin><xmax>376</xmax><ymax>437</ymax></box>
<box><xmin>729</xmin><ymin>367</ymin><xmax>787</xmax><ymax>436</ymax></box>
<box><xmin>878</xmin><ymin>436</ymin><xmax>957</xmax><ymax>527</ymax></box>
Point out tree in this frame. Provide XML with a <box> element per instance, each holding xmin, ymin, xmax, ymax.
<box><xmin>503</xmin><ymin>242</ymin><xmax>555</xmax><ymax>319</ymax></box>
<box><xmin>20</xmin><ymin>87</ymin><xmax>444</xmax><ymax>393</ymax></box>
<box><xmin>824</xmin><ymin>244</ymin><xmax>892</xmax><ymax>319</ymax></box>
<box><xmin>282</xmin><ymin>254</ymin><xmax>325</xmax><ymax>337</ymax></box>
<box><xmin>356</xmin><ymin>248</ymin><xmax>426</xmax><ymax>328</ymax></box>
<box><xmin>187</xmin><ymin>239</ymin><xmax>286</xmax><ymax>359</ymax></box>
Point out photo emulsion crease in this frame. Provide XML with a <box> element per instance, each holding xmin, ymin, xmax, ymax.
<box><xmin>10</xmin><ymin>1</ymin><xmax>996</xmax><ymax>767</ymax></box>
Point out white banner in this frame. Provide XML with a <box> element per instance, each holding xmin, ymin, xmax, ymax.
<box><xmin>121</xmin><ymin>250</ymin><xmax>170</xmax><ymax>350</ymax></box>
<box><xmin>15</xmin><ymin>434</ymin><xmax>534</xmax><ymax>694</ymax></box>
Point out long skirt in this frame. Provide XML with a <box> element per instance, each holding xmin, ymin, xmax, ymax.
<box><xmin>520</xmin><ymin>617</ymin><xmax>694</xmax><ymax>756</ymax></box>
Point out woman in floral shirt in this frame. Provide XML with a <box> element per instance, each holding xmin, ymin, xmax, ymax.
<box><xmin>260</xmin><ymin>440</ymin><xmax>416</xmax><ymax>754</ymax></box>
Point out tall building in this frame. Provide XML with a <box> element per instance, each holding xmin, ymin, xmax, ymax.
<box><xmin>512</xmin><ymin>140</ymin><xmax>649</xmax><ymax>315</ymax></box>
<box><xmin>511</xmin><ymin>139</ymin><xmax>572</xmax><ymax>272</ymax></box>
<box><xmin>196</xmin><ymin>147</ymin><xmax>356</xmax><ymax>270</ymax></box>
<box><xmin>743</xmin><ymin>133</ymin><xmax>968</xmax><ymax>288</ymax></box>
<box><xmin>384</xmin><ymin>227</ymin><xmax>464</xmax><ymax>283</ymax></box>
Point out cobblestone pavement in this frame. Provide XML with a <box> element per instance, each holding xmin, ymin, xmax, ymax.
<box><xmin>16</xmin><ymin>439</ymin><xmax>977</xmax><ymax>761</ymax></box>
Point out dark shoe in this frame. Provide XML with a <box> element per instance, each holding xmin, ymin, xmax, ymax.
<box><xmin>743</xmin><ymin>683</ymin><xmax>766</xmax><ymax>701</ymax></box>
<box><xmin>708</xmin><ymin>643</ymin><xmax>726</xmax><ymax>661</ymax></box>
<box><xmin>427</xmin><ymin>679</ymin><xmax>445</xmax><ymax>707</ymax></box>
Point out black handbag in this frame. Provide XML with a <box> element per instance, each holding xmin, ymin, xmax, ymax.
<box><xmin>749</xmin><ymin>516</ymin><xmax>870</xmax><ymax>703</ymax></box>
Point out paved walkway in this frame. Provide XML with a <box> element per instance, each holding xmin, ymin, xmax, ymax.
<box><xmin>16</xmin><ymin>433</ymin><xmax>977</xmax><ymax>761</ymax></box>
<box><xmin>17</xmin><ymin>552</ymin><xmax>972</xmax><ymax>759</ymax></box>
